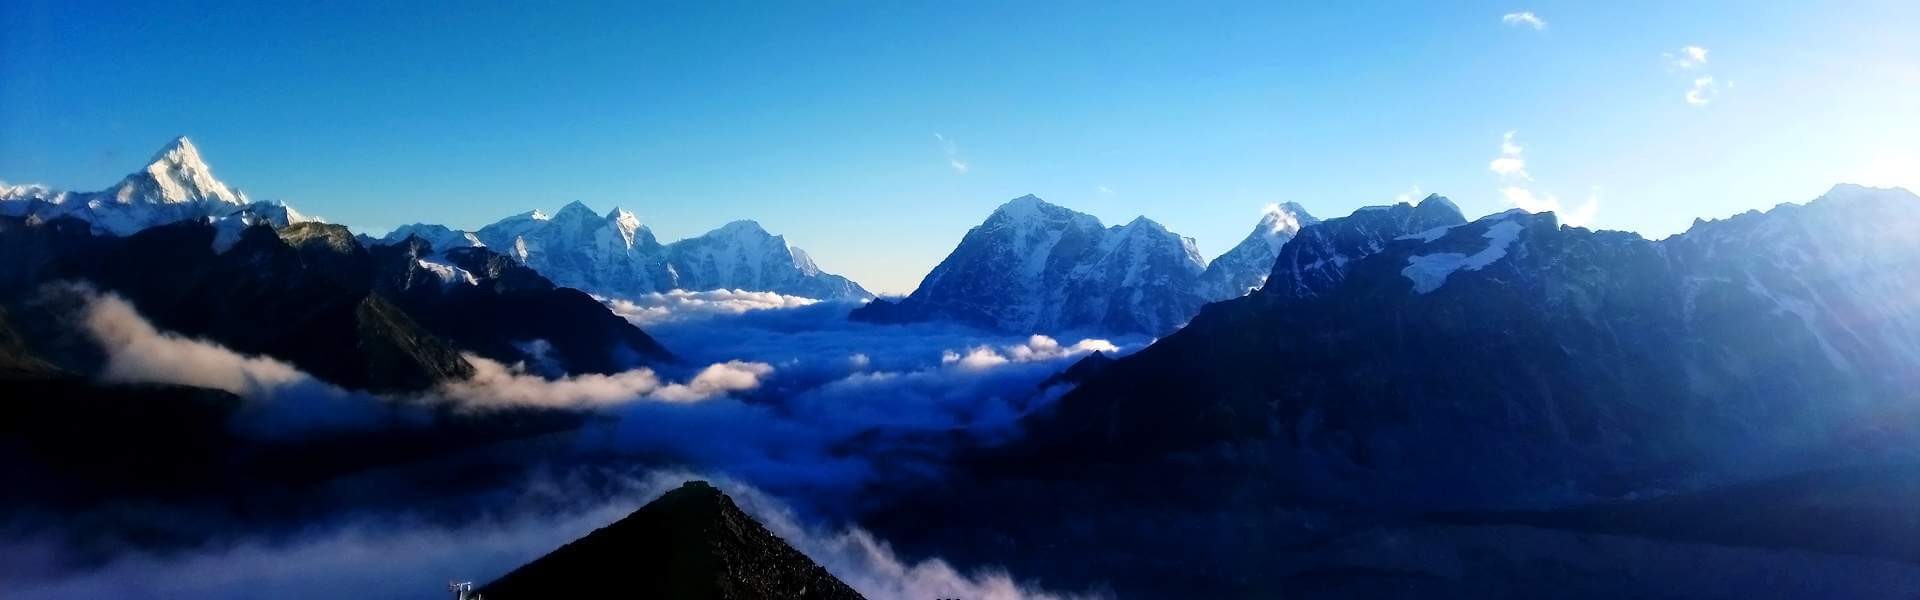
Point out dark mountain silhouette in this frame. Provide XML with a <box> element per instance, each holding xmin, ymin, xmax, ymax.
<box><xmin>483</xmin><ymin>480</ymin><xmax>864</xmax><ymax>600</ymax></box>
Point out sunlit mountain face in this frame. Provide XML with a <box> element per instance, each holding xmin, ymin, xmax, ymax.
<box><xmin>5</xmin><ymin>2</ymin><xmax>1920</xmax><ymax>599</ymax></box>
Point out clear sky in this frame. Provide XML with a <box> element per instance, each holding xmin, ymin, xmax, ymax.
<box><xmin>3</xmin><ymin>1</ymin><xmax>1916</xmax><ymax>294</ymax></box>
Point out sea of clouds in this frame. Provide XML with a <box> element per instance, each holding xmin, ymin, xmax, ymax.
<box><xmin>12</xmin><ymin>287</ymin><xmax>1141</xmax><ymax>599</ymax></box>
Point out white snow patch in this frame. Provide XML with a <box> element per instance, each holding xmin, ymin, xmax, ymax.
<box><xmin>1401</xmin><ymin>220</ymin><xmax>1526</xmax><ymax>294</ymax></box>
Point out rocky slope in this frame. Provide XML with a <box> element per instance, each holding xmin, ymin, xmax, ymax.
<box><xmin>0</xmin><ymin>214</ymin><xmax>672</xmax><ymax>391</ymax></box>
<box><xmin>1016</xmin><ymin>185</ymin><xmax>1920</xmax><ymax>508</ymax></box>
<box><xmin>368</xmin><ymin>234</ymin><xmax>673</xmax><ymax>374</ymax></box>
<box><xmin>482</xmin><ymin>480</ymin><xmax>864</xmax><ymax>600</ymax></box>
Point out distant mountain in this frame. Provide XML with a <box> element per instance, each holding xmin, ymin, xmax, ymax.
<box><xmin>382</xmin><ymin>205</ymin><xmax>873</xmax><ymax>301</ymax></box>
<box><xmin>482</xmin><ymin>480</ymin><xmax>865</xmax><ymax>600</ymax></box>
<box><xmin>1015</xmin><ymin>185</ymin><xmax>1920</xmax><ymax>507</ymax></box>
<box><xmin>1194</xmin><ymin>202</ymin><xmax>1319</xmax><ymax>300</ymax></box>
<box><xmin>0</xmin><ymin>137</ymin><xmax>311</xmax><ymax>236</ymax></box>
<box><xmin>853</xmin><ymin>194</ymin><xmax>1311</xmax><ymax>336</ymax></box>
<box><xmin>0</xmin><ymin>213</ymin><xmax>672</xmax><ymax>391</ymax></box>
<box><xmin>368</xmin><ymin>234</ymin><xmax>673</xmax><ymax>374</ymax></box>
<box><xmin>667</xmin><ymin>220</ymin><xmax>871</xmax><ymax>300</ymax></box>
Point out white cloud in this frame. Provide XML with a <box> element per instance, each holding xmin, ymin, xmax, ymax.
<box><xmin>83</xmin><ymin>290</ymin><xmax>313</xmax><ymax>396</ymax></box>
<box><xmin>436</xmin><ymin>355</ymin><xmax>771</xmax><ymax>408</ymax></box>
<box><xmin>1685</xmin><ymin>75</ymin><xmax>1718</xmax><ymax>106</ymax></box>
<box><xmin>652</xmin><ymin>360</ymin><xmax>775</xmax><ymax>402</ymax></box>
<box><xmin>1501</xmin><ymin>11</ymin><xmax>1546</xmax><ymax>30</ymax></box>
<box><xmin>934</xmin><ymin>133</ymin><xmax>970</xmax><ymax>174</ymax></box>
<box><xmin>1096</xmin><ymin>185</ymin><xmax>1114</xmax><ymax>196</ymax></box>
<box><xmin>1490</xmin><ymin>132</ymin><xmax>1598</xmax><ymax>227</ymax></box>
<box><xmin>1488</xmin><ymin>131</ymin><xmax>1530</xmax><ymax>179</ymax></box>
<box><xmin>1666</xmin><ymin>45</ymin><xmax>1709</xmax><ymax>70</ymax></box>
<box><xmin>942</xmin><ymin>335</ymin><xmax>1116</xmax><ymax>370</ymax></box>
<box><xmin>1663</xmin><ymin>45</ymin><xmax>1721</xmax><ymax>107</ymax></box>
<box><xmin>602</xmin><ymin>289</ymin><xmax>819</xmax><ymax>326</ymax></box>
<box><xmin>1394</xmin><ymin>185</ymin><xmax>1426</xmax><ymax>204</ymax></box>
<box><xmin>9</xmin><ymin>472</ymin><xmax>1092</xmax><ymax>600</ymax></box>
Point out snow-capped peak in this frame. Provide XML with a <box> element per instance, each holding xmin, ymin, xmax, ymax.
<box><xmin>119</xmin><ymin>136</ymin><xmax>247</xmax><ymax>206</ymax></box>
<box><xmin>606</xmin><ymin>207</ymin><xmax>648</xmax><ymax>245</ymax></box>
<box><xmin>1121</xmin><ymin>215</ymin><xmax>1167</xmax><ymax>231</ymax></box>
<box><xmin>991</xmin><ymin>194</ymin><xmax>1060</xmax><ymax>223</ymax></box>
<box><xmin>715</xmin><ymin>219</ymin><xmax>770</xmax><ymax>237</ymax></box>
<box><xmin>1416</xmin><ymin>193</ymin><xmax>1460</xmax><ymax>213</ymax></box>
<box><xmin>1254</xmin><ymin>202</ymin><xmax>1319</xmax><ymax>252</ymax></box>
<box><xmin>553</xmin><ymin>200</ymin><xmax>599</xmax><ymax>220</ymax></box>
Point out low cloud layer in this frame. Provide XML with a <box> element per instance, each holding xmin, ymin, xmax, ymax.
<box><xmin>602</xmin><ymin>289</ymin><xmax>820</xmax><ymax>326</ymax></box>
<box><xmin>8</xmin><ymin>472</ymin><xmax>1094</xmax><ymax>600</ymax></box>
<box><xmin>21</xmin><ymin>287</ymin><xmax>1135</xmax><ymax>597</ymax></box>
<box><xmin>67</xmin><ymin>287</ymin><xmax>776</xmax><ymax>435</ymax></box>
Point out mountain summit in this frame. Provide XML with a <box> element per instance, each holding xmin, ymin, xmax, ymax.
<box><xmin>1194</xmin><ymin>202</ymin><xmax>1320</xmax><ymax>299</ymax></box>
<box><xmin>855</xmin><ymin>195</ymin><xmax>1329</xmax><ymax>335</ymax></box>
<box><xmin>482</xmin><ymin>480</ymin><xmax>864</xmax><ymax>599</ymax></box>
<box><xmin>852</xmin><ymin>194</ymin><xmax>1208</xmax><ymax>335</ymax></box>
<box><xmin>0</xmin><ymin>137</ymin><xmax>308</xmax><ymax>236</ymax></box>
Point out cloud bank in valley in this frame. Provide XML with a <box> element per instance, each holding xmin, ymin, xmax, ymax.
<box><xmin>64</xmin><ymin>286</ymin><xmax>777</xmax><ymax>435</ymax></box>
<box><xmin>23</xmin><ymin>286</ymin><xmax>1132</xmax><ymax>598</ymax></box>
<box><xmin>602</xmin><ymin>289</ymin><xmax>820</xmax><ymax>326</ymax></box>
<box><xmin>6</xmin><ymin>472</ymin><xmax>1095</xmax><ymax>600</ymax></box>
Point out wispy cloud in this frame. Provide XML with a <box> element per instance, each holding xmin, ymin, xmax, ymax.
<box><xmin>1394</xmin><ymin>185</ymin><xmax>1426</xmax><ymax>204</ymax></box>
<box><xmin>1096</xmin><ymin>185</ymin><xmax>1114</xmax><ymax>196</ymax></box>
<box><xmin>1489</xmin><ymin>131</ymin><xmax>1598</xmax><ymax>227</ymax></box>
<box><xmin>1501</xmin><ymin>11</ymin><xmax>1547</xmax><ymax>30</ymax></box>
<box><xmin>1665</xmin><ymin>45</ymin><xmax>1710</xmax><ymax>70</ymax></box>
<box><xmin>933</xmin><ymin>133</ymin><xmax>970</xmax><ymax>174</ymax></box>
<box><xmin>1663</xmin><ymin>45</ymin><xmax>1720</xmax><ymax>107</ymax></box>
<box><xmin>1488</xmin><ymin>131</ymin><xmax>1530</xmax><ymax>180</ymax></box>
<box><xmin>1685</xmin><ymin>75</ymin><xmax>1719</xmax><ymax>106</ymax></box>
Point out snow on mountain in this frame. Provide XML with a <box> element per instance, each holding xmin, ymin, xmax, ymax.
<box><xmin>1262</xmin><ymin>193</ymin><xmax>1467</xmax><ymax>300</ymax></box>
<box><xmin>1195</xmin><ymin>202</ymin><xmax>1319</xmax><ymax>299</ymax></box>
<box><xmin>420</xmin><ymin>203</ymin><xmax>873</xmax><ymax>301</ymax></box>
<box><xmin>851</xmin><ymin>194</ymin><xmax>1212</xmax><ymax>335</ymax></box>
<box><xmin>1027</xmin><ymin>183</ymin><xmax>1920</xmax><ymax>506</ymax></box>
<box><xmin>666</xmin><ymin>220</ymin><xmax>871</xmax><ymax>300</ymax></box>
<box><xmin>0</xmin><ymin>137</ymin><xmax>311</xmax><ymax>237</ymax></box>
<box><xmin>470</xmin><ymin>201</ymin><xmax>680</xmax><ymax>299</ymax></box>
<box><xmin>379</xmin><ymin>223</ymin><xmax>484</xmax><ymax>254</ymax></box>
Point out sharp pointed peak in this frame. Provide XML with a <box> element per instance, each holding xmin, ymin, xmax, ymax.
<box><xmin>553</xmin><ymin>200</ymin><xmax>600</xmax><ymax>218</ymax></box>
<box><xmin>145</xmin><ymin>135</ymin><xmax>211</xmax><ymax>170</ymax></box>
<box><xmin>150</xmin><ymin>135</ymin><xmax>198</xmax><ymax>160</ymax></box>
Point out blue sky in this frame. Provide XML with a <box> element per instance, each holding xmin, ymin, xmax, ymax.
<box><xmin>2</xmin><ymin>1</ymin><xmax>1916</xmax><ymax>294</ymax></box>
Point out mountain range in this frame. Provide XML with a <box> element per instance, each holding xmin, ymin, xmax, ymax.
<box><xmin>372</xmin><ymin>205</ymin><xmax>873</xmax><ymax>302</ymax></box>
<box><xmin>852</xmin><ymin>195</ymin><xmax>1318</xmax><ymax>336</ymax></box>
<box><xmin>0</xmin><ymin>137</ymin><xmax>872</xmax><ymax>304</ymax></box>
<box><xmin>1012</xmin><ymin>183</ymin><xmax>1920</xmax><ymax>507</ymax></box>
<box><xmin>0</xmin><ymin>137</ymin><xmax>310</xmax><ymax>237</ymax></box>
